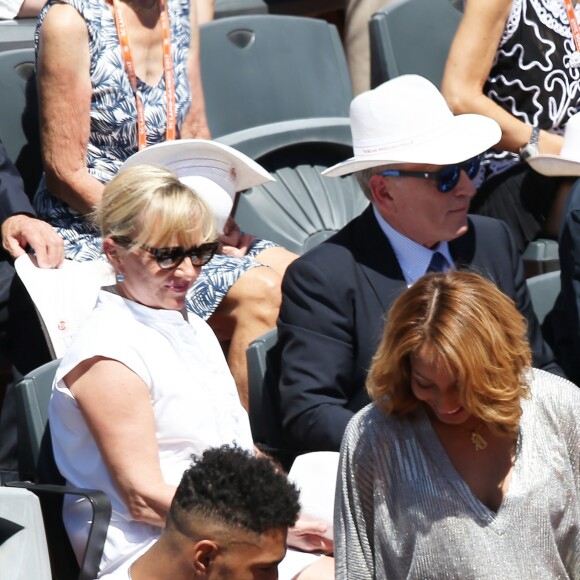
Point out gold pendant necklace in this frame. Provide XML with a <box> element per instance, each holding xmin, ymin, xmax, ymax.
<box><xmin>470</xmin><ymin>427</ymin><xmax>488</xmax><ymax>451</ymax></box>
<box><xmin>467</xmin><ymin>422</ymin><xmax>488</xmax><ymax>451</ymax></box>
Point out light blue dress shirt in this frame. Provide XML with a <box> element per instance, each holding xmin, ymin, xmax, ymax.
<box><xmin>372</xmin><ymin>206</ymin><xmax>454</xmax><ymax>286</ymax></box>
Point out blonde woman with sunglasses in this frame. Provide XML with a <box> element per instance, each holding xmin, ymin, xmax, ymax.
<box><xmin>48</xmin><ymin>165</ymin><xmax>254</xmax><ymax>577</ymax></box>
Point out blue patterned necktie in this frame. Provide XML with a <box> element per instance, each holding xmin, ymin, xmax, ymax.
<box><xmin>426</xmin><ymin>251</ymin><xmax>448</xmax><ymax>274</ymax></box>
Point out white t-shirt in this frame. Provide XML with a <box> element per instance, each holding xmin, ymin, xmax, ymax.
<box><xmin>49</xmin><ymin>289</ymin><xmax>253</xmax><ymax>577</ymax></box>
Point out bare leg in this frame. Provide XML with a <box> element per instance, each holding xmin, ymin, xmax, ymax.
<box><xmin>254</xmin><ymin>246</ymin><xmax>298</xmax><ymax>277</ymax></box>
<box><xmin>208</xmin><ymin>266</ymin><xmax>282</xmax><ymax>409</ymax></box>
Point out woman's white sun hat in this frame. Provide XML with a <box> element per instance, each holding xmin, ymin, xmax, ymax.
<box><xmin>119</xmin><ymin>139</ymin><xmax>274</xmax><ymax>233</ymax></box>
<box><xmin>527</xmin><ymin>112</ymin><xmax>580</xmax><ymax>177</ymax></box>
<box><xmin>322</xmin><ymin>74</ymin><xmax>502</xmax><ymax>177</ymax></box>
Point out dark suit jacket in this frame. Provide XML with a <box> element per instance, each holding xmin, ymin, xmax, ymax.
<box><xmin>271</xmin><ymin>206</ymin><xmax>562</xmax><ymax>452</ymax></box>
<box><xmin>0</xmin><ymin>141</ymin><xmax>35</xmax><ymax>224</ymax></box>
<box><xmin>0</xmin><ymin>140</ymin><xmax>36</xmax><ymax>303</ymax></box>
<box><xmin>543</xmin><ymin>179</ymin><xmax>580</xmax><ymax>384</ymax></box>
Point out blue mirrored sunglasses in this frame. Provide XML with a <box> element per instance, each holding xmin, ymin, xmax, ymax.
<box><xmin>380</xmin><ymin>155</ymin><xmax>481</xmax><ymax>193</ymax></box>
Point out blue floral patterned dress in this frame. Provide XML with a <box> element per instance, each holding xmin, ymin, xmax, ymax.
<box><xmin>34</xmin><ymin>0</ymin><xmax>274</xmax><ymax>319</ymax></box>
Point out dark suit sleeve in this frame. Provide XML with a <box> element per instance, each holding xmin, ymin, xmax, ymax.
<box><xmin>499</xmin><ymin>220</ymin><xmax>564</xmax><ymax>377</ymax></box>
<box><xmin>542</xmin><ymin>180</ymin><xmax>580</xmax><ymax>383</ymax></box>
<box><xmin>276</xmin><ymin>253</ymin><xmax>359</xmax><ymax>452</ymax></box>
<box><xmin>0</xmin><ymin>141</ymin><xmax>35</xmax><ymax>224</ymax></box>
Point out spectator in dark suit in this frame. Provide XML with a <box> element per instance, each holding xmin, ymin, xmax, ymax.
<box><xmin>270</xmin><ymin>75</ymin><xmax>563</xmax><ymax>454</ymax></box>
<box><xmin>525</xmin><ymin>112</ymin><xmax>580</xmax><ymax>385</ymax></box>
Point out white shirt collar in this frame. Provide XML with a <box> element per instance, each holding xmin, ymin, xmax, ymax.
<box><xmin>372</xmin><ymin>205</ymin><xmax>455</xmax><ymax>286</ymax></box>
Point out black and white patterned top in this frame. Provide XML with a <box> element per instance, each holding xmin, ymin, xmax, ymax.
<box><xmin>480</xmin><ymin>0</ymin><xmax>580</xmax><ymax>184</ymax></box>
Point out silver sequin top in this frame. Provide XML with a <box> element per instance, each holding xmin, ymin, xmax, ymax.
<box><xmin>335</xmin><ymin>369</ymin><xmax>580</xmax><ymax>579</ymax></box>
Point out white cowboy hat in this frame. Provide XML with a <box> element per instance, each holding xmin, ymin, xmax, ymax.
<box><xmin>322</xmin><ymin>74</ymin><xmax>501</xmax><ymax>177</ymax></box>
<box><xmin>119</xmin><ymin>139</ymin><xmax>274</xmax><ymax>232</ymax></box>
<box><xmin>527</xmin><ymin>112</ymin><xmax>580</xmax><ymax>176</ymax></box>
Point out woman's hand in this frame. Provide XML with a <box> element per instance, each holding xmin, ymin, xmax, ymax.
<box><xmin>219</xmin><ymin>217</ymin><xmax>255</xmax><ymax>257</ymax></box>
<box><xmin>287</xmin><ymin>515</ymin><xmax>334</xmax><ymax>555</ymax></box>
<box><xmin>537</xmin><ymin>130</ymin><xmax>565</xmax><ymax>156</ymax></box>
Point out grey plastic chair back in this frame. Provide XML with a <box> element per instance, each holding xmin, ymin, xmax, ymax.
<box><xmin>246</xmin><ymin>327</ymin><xmax>297</xmax><ymax>470</ymax></box>
<box><xmin>526</xmin><ymin>270</ymin><xmax>561</xmax><ymax>325</ymax></box>
<box><xmin>370</xmin><ymin>0</ymin><xmax>462</xmax><ymax>88</ymax></box>
<box><xmin>522</xmin><ymin>238</ymin><xmax>560</xmax><ymax>277</ymax></box>
<box><xmin>218</xmin><ymin>120</ymin><xmax>360</xmax><ymax>255</ymax></box>
<box><xmin>11</xmin><ymin>358</ymin><xmax>112</xmax><ymax>580</ymax></box>
<box><xmin>247</xmin><ymin>327</ymin><xmax>278</xmax><ymax>446</ymax></box>
<box><xmin>0</xmin><ymin>20</ymin><xmax>36</xmax><ymax>53</ymax></box>
<box><xmin>14</xmin><ymin>359</ymin><xmax>60</xmax><ymax>481</ymax></box>
<box><xmin>200</xmin><ymin>15</ymin><xmax>352</xmax><ymax>137</ymax></box>
<box><xmin>236</xmin><ymin>164</ymin><xmax>368</xmax><ymax>254</ymax></box>
<box><xmin>0</xmin><ymin>47</ymin><xmax>41</xmax><ymax>197</ymax></box>
<box><xmin>215</xmin><ymin>0</ymin><xmax>268</xmax><ymax>17</ymax></box>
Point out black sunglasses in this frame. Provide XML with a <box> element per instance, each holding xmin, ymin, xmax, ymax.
<box><xmin>380</xmin><ymin>156</ymin><xmax>481</xmax><ymax>193</ymax></box>
<box><xmin>114</xmin><ymin>237</ymin><xmax>219</xmax><ymax>270</ymax></box>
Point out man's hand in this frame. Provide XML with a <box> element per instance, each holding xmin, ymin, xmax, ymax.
<box><xmin>2</xmin><ymin>214</ymin><xmax>64</xmax><ymax>268</ymax></box>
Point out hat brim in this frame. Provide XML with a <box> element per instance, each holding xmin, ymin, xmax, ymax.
<box><xmin>119</xmin><ymin>139</ymin><xmax>274</xmax><ymax>191</ymax></box>
<box><xmin>527</xmin><ymin>154</ymin><xmax>580</xmax><ymax>177</ymax></box>
<box><xmin>322</xmin><ymin>114</ymin><xmax>501</xmax><ymax>177</ymax></box>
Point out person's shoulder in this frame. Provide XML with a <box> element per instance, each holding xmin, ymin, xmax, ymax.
<box><xmin>466</xmin><ymin>214</ymin><xmax>515</xmax><ymax>256</ymax></box>
<box><xmin>343</xmin><ymin>403</ymin><xmax>398</xmax><ymax>447</ymax></box>
<box><xmin>530</xmin><ymin>366</ymin><xmax>575</xmax><ymax>385</ymax></box>
<box><xmin>40</xmin><ymin>1</ymin><xmax>85</xmax><ymax>27</ymax></box>
<box><xmin>67</xmin><ymin>292</ymin><xmax>130</xmax><ymax>339</ymax></box>
<box><xmin>341</xmin><ymin>404</ymin><xmax>409</xmax><ymax>474</ymax></box>
<box><xmin>468</xmin><ymin>213</ymin><xmax>511</xmax><ymax>235</ymax></box>
<box><xmin>39</xmin><ymin>0</ymin><xmax>88</xmax><ymax>45</ymax></box>
<box><xmin>285</xmin><ymin>212</ymin><xmax>367</xmax><ymax>272</ymax></box>
<box><xmin>526</xmin><ymin>368</ymin><xmax>580</xmax><ymax>424</ymax></box>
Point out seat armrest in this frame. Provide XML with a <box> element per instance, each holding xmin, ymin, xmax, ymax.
<box><xmin>5</xmin><ymin>481</ymin><xmax>111</xmax><ymax>580</ymax></box>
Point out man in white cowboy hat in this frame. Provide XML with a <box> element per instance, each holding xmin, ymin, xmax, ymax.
<box><xmin>269</xmin><ymin>74</ymin><xmax>564</xmax><ymax>453</ymax></box>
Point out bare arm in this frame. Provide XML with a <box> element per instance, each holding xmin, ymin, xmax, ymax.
<box><xmin>180</xmin><ymin>0</ymin><xmax>211</xmax><ymax>139</ymax></box>
<box><xmin>15</xmin><ymin>0</ymin><xmax>45</xmax><ymax>18</ymax></box>
<box><xmin>37</xmin><ymin>4</ymin><xmax>105</xmax><ymax>215</ymax></box>
<box><xmin>195</xmin><ymin>0</ymin><xmax>214</xmax><ymax>25</ymax></box>
<box><xmin>65</xmin><ymin>358</ymin><xmax>176</xmax><ymax>527</ymax></box>
<box><xmin>2</xmin><ymin>215</ymin><xmax>64</xmax><ymax>268</ymax></box>
<box><xmin>442</xmin><ymin>0</ymin><xmax>563</xmax><ymax>155</ymax></box>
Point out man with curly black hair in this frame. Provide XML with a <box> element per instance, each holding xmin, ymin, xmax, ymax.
<box><xmin>103</xmin><ymin>445</ymin><xmax>301</xmax><ymax>580</ymax></box>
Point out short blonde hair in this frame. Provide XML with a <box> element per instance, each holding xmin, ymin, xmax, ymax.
<box><xmin>93</xmin><ymin>165</ymin><xmax>217</xmax><ymax>247</ymax></box>
<box><xmin>366</xmin><ymin>271</ymin><xmax>532</xmax><ymax>437</ymax></box>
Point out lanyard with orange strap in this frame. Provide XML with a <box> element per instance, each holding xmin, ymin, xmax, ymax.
<box><xmin>564</xmin><ymin>0</ymin><xmax>580</xmax><ymax>67</ymax></box>
<box><xmin>111</xmin><ymin>0</ymin><xmax>177</xmax><ymax>149</ymax></box>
